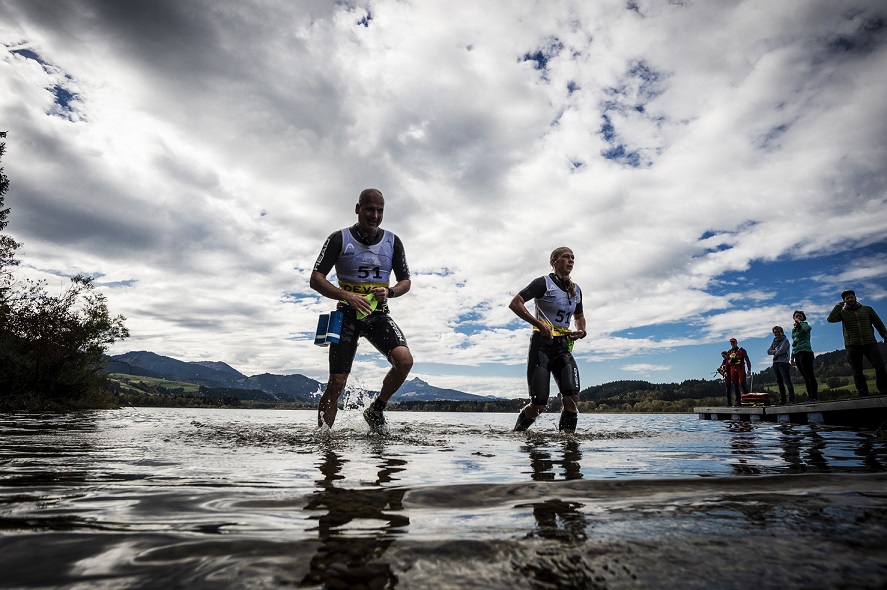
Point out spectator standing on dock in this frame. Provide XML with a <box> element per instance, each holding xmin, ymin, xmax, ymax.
<box><xmin>827</xmin><ymin>290</ymin><xmax>887</xmax><ymax>397</ymax></box>
<box><xmin>726</xmin><ymin>338</ymin><xmax>751</xmax><ymax>406</ymax></box>
<box><xmin>791</xmin><ymin>310</ymin><xmax>818</xmax><ymax>403</ymax></box>
<box><xmin>768</xmin><ymin>326</ymin><xmax>795</xmax><ymax>405</ymax></box>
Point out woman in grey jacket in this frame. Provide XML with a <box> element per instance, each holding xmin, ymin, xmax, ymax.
<box><xmin>768</xmin><ymin>326</ymin><xmax>795</xmax><ymax>405</ymax></box>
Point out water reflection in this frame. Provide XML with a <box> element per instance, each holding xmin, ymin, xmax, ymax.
<box><xmin>517</xmin><ymin>438</ymin><xmax>589</xmax><ymax>546</ymax></box>
<box><xmin>727</xmin><ymin>421</ymin><xmax>762</xmax><ymax>475</ymax></box>
<box><xmin>300</xmin><ymin>444</ymin><xmax>409</xmax><ymax>589</ymax></box>
<box><xmin>776</xmin><ymin>425</ymin><xmax>831</xmax><ymax>473</ymax></box>
<box><xmin>804</xmin><ymin>429</ymin><xmax>829</xmax><ymax>472</ymax></box>
<box><xmin>736</xmin><ymin>421</ymin><xmax>887</xmax><ymax>476</ymax></box>
<box><xmin>855</xmin><ymin>434</ymin><xmax>883</xmax><ymax>471</ymax></box>
<box><xmin>522</xmin><ymin>439</ymin><xmax>584</xmax><ymax>482</ymax></box>
<box><xmin>518</xmin><ymin>498</ymin><xmax>588</xmax><ymax>543</ymax></box>
<box><xmin>0</xmin><ymin>413</ymin><xmax>99</xmax><ymax>488</ymax></box>
<box><xmin>2</xmin><ymin>411</ymin><xmax>887</xmax><ymax>589</ymax></box>
<box><xmin>775</xmin><ymin>424</ymin><xmax>806</xmax><ymax>473</ymax></box>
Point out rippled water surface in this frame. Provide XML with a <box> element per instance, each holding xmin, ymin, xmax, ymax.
<box><xmin>2</xmin><ymin>407</ymin><xmax>886</xmax><ymax>589</ymax></box>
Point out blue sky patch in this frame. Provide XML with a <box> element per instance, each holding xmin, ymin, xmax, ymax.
<box><xmin>99</xmin><ymin>279</ymin><xmax>139</xmax><ymax>288</ymax></box>
<box><xmin>281</xmin><ymin>292</ymin><xmax>320</xmax><ymax>305</ymax></box>
<box><xmin>599</xmin><ymin>114</ymin><xmax>616</xmax><ymax>142</ymax></box>
<box><xmin>520</xmin><ymin>38</ymin><xmax>564</xmax><ymax>80</ymax></box>
<box><xmin>627</xmin><ymin>60</ymin><xmax>662</xmax><ymax>100</ymax></box>
<box><xmin>11</xmin><ymin>48</ymin><xmax>45</xmax><ymax>64</ymax></box>
<box><xmin>452</xmin><ymin>310</ymin><xmax>486</xmax><ymax>336</ymax></box>
<box><xmin>601</xmin><ymin>144</ymin><xmax>642</xmax><ymax>167</ymax></box>
<box><xmin>10</xmin><ymin>48</ymin><xmax>80</xmax><ymax>118</ymax></box>
<box><xmin>356</xmin><ymin>10</ymin><xmax>373</xmax><ymax>27</ymax></box>
<box><xmin>51</xmin><ymin>84</ymin><xmax>77</xmax><ymax>111</ymax></box>
<box><xmin>596</xmin><ymin>60</ymin><xmax>667</xmax><ymax>167</ymax></box>
<box><xmin>419</xmin><ymin>267</ymin><xmax>455</xmax><ymax>278</ymax></box>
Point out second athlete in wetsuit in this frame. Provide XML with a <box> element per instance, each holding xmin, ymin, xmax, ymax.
<box><xmin>509</xmin><ymin>247</ymin><xmax>587</xmax><ymax>432</ymax></box>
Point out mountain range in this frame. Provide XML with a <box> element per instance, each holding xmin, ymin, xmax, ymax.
<box><xmin>106</xmin><ymin>351</ymin><xmax>497</xmax><ymax>403</ymax></box>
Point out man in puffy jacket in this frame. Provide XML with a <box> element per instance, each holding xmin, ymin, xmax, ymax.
<box><xmin>827</xmin><ymin>289</ymin><xmax>887</xmax><ymax>396</ymax></box>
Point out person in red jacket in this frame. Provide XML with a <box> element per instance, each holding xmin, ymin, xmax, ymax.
<box><xmin>717</xmin><ymin>351</ymin><xmax>733</xmax><ymax>406</ymax></box>
<box><xmin>726</xmin><ymin>338</ymin><xmax>751</xmax><ymax>406</ymax></box>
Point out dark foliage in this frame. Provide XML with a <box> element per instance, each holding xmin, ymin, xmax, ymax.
<box><xmin>0</xmin><ymin>133</ymin><xmax>20</xmax><ymax>287</ymax></box>
<box><xmin>0</xmin><ymin>133</ymin><xmax>129</xmax><ymax>410</ymax></box>
<box><xmin>118</xmin><ymin>392</ymin><xmax>245</xmax><ymax>409</ymax></box>
<box><xmin>754</xmin><ymin>345</ymin><xmax>886</xmax><ymax>386</ymax></box>
<box><xmin>579</xmin><ymin>378</ymin><xmax>723</xmax><ymax>404</ymax></box>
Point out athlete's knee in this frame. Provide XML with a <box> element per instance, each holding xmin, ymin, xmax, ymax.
<box><xmin>389</xmin><ymin>346</ymin><xmax>413</xmax><ymax>373</ymax></box>
<box><xmin>562</xmin><ymin>395</ymin><xmax>579</xmax><ymax>413</ymax></box>
<box><xmin>526</xmin><ymin>403</ymin><xmax>547</xmax><ymax>419</ymax></box>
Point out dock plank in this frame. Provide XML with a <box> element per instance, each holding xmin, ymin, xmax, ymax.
<box><xmin>696</xmin><ymin>395</ymin><xmax>887</xmax><ymax>427</ymax></box>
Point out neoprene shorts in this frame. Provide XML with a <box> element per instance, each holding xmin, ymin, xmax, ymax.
<box><xmin>527</xmin><ymin>332</ymin><xmax>580</xmax><ymax>406</ymax></box>
<box><xmin>328</xmin><ymin>305</ymin><xmax>408</xmax><ymax>374</ymax></box>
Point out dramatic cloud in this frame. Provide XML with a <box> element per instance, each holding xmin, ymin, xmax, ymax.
<box><xmin>1</xmin><ymin>0</ymin><xmax>885</xmax><ymax>398</ymax></box>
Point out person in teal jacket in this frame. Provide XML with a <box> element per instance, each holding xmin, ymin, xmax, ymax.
<box><xmin>791</xmin><ymin>311</ymin><xmax>818</xmax><ymax>402</ymax></box>
<box><xmin>826</xmin><ymin>290</ymin><xmax>887</xmax><ymax>396</ymax></box>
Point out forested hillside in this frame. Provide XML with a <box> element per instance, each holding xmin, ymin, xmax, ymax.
<box><xmin>575</xmin><ymin>344</ymin><xmax>887</xmax><ymax>413</ymax></box>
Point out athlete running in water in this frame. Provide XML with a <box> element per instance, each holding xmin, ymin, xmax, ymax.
<box><xmin>310</xmin><ymin>188</ymin><xmax>412</xmax><ymax>433</ymax></box>
<box><xmin>509</xmin><ymin>247</ymin><xmax>587</xmax><ymax>432</ymax></box>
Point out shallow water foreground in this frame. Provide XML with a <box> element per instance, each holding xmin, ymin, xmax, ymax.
<box><xmin>1</xmin><ymin>407</ymin><xmax>886</xmax><ymax>589</ymax></box>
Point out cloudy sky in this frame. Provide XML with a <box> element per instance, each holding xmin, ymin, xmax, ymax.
<box><xmin>2</xmin><ymin>0</ymin><xmax>886</xmax><ymax>398</ymax></box>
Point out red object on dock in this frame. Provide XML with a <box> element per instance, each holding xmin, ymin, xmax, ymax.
<box><xmin>741</xmin><ymin>392</ymin><xmax>771</xmax><ymax>406</ymax></box>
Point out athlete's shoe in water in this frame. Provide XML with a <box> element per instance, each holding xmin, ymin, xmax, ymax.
<box><xmin>513</xmin><ymin>411</ymin><xmax>535</xmax><ymax>432</ymax></box>
<box><xmin>363</xmin><ymin>406</ymin><xmax>389</xmax><ymax>435</ymax></box>
<box><xmin>558</xmin><ymin>411</ymin><xmax>578</xmax><ymax>433</ymax></box>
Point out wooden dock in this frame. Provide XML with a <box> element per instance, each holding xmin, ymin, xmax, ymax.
<box><xmin>695</xmin><ymin>395</ymin><xmax>887</xmax><ymax>428</ymax></box>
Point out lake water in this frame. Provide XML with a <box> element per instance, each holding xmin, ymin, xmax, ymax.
<box><xmin>1</xmin><ymin>407</ymin><xmax>886</xmax><ymax>589</ymax></box>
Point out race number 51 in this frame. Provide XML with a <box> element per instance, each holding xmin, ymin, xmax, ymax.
<box><xmin>357</xmin><ymin>265</ymin><xmax>382</xmax><ymax>279</ymax></box>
